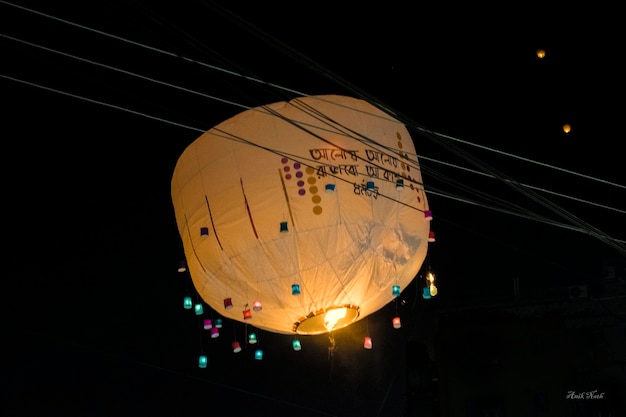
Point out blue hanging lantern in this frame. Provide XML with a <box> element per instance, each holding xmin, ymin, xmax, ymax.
<box><xmin>291</xmin><ymin>284</ymin><xmax>301</xmax><ymax>296</ymax></box>
<box><xmin>198</xmin><ymin>355</ymin><xmax>208</xmax><ymax>368</ymax></box>
<box><xmin>422</xmin><ymin>287</ymin><xmax>431</xmax><ymax>299</ymax></box>
<box><xmin>194</xmin><ymin>303</ymin><xmax>204</xmax><ymax>315</ymax></box>
<box><xmin>392</xmin><ymin>285</ymin><xmax>401</xmax><ymax>297</ymax></box>
<box><xmin>292</xmin><ymin>339</ymin><xmax>302</xmax><ymax>351</ymax></box>
<box><xmin>254</xmin><ymin>349</ymin><xmax>264</xmax><ymax>360</ymax></box>
<box><xmin>280</xmin><ymin>221</ymin><xmax>288</xmax><ymax>233</ymax></box>
<box><xmin>183</xmin><ymin>296</ymin><xmax>193</xmax><ymax>310</ymax></box>
<box><xmin>248</xmin><ymin>332</ymin><xmax>257</xmax><ymax>344</ymax></box>
<box><xmin>215</xmin><ymin>318</ymin><xmax>223</xmax><ymax>328</ymax></box>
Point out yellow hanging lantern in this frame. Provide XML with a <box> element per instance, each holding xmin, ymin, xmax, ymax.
<box><xmin>171</xmin><ymin>95</ymin><xmax>431</xmax><ymax>335</ymax></box>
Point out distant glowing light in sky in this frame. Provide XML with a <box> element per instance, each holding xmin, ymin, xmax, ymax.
<box><xmin>536</xmin><ymin>49</ymin><xmax>546</xmax><ymax>59</ymax></box>
<box><xmin>563</xmin><ymin>124</ymin><xmax>571</xmax><ymax>134</ymax></box>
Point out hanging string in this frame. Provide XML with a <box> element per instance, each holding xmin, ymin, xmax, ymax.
<box><xmin>328</xmin><ymin>331</ymin><xmax>336</xmax><ymax>382</ymax></box>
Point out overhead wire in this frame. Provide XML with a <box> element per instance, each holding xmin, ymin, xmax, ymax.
<box><xmin>1</xmin><ymin>1</ymin><xmax>625</xmax><ymax>253</ymax></box>
<box><xmin>3</xmin><ymin>2</ymin><xmax>624</xmax><ymax>411</ymax></box>
<box><xmin>1</xmin><ymin>15</ymin><xmax>624</xmax><ymax>247</ymax></box>
<box><xmin>198</xmin><ymin>0</ymin><xmax>626</xmax><ymax>256</ymax></box>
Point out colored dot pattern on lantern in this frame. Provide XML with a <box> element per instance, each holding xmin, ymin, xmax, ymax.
<box><xmin>281</xmin><ymin>158</ymin><xmax>323</xmax><ymax>215</ymax></box>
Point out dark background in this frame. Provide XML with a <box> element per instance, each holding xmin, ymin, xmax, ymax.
<box><xmin>2</xmin><ymin>1</ymin><xmax>625</xmax><ymax>416</ymax></box>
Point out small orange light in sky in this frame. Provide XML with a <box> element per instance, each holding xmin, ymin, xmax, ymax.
<box><xmin>536</xmin><ymin>49</ymin><xmax>546</xmax><ymax>59</ymax></box>
<box><xmin>563</xmin><ymin>124</ymin><xmax>571</xmax><ymax>134</ymax></box>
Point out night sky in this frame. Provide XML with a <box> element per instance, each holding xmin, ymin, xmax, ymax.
<box><xmin>2</xmin><ymin>2</ymin><xmax>625</xmax><ymax>416</ymax></box>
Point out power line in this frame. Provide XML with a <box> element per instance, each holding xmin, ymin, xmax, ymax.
<box><xmin>2</xmin><ymin>2</ymin><xmax>624</xmax><ymax>253</ymax></box>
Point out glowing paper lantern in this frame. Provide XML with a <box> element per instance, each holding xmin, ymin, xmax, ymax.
<box><xmin>232</xmin><ymin>341</ymin><xmax>242</xmax><ymax>353</ymax></box>
<box><xmin>210</xmin><ymin>327</ymin><xmax>219</xmax><ymax>338</ymax></box>
<box><xmin>364</xmin><ymin>336</ymin><xmax>373</xmax><ymax>349</ymax></box>
<box><xmin>563</xmin><ymin>124</ymin><xmax>571</xmax><ymax>134</ymax></box>
<box><xmin>292</xmin><ymin>339</ymin><xmax>302</xmax><ymax>351</ymax></box>
<box><xmin>536</xmin><ymin>49</ymin><xmax>546</xmax><ymax>59</ymax></box>
<box><xmin>248</xmin><ymin>332</ymin><xmax>257</xmax><ymax>344</ymax></box>
<box><xmin>392</xmin><ymin>285</ymin><xmax>401</xmax><ymax>297</ymax></box>
<box><xmin>254</xmin><ymin>349</ymin><xmax>264</xmax><ymax>360</ymax></box>
<box><xmin>198</xmin><ymin>355</ymin><xmax>207</xmax><ymax>368</ymax></box>
<box><xmin>392</xmin><ymin>316</ymin><xmax>401</xmax><ymax>329</ymax></box>
<box><xmin>171</xmin><ymin>95</ymin><xmax>431</xmax><ymax>335</ymax></box>
<box><xmin>183</xmin><ymin>296</ymin><xmax>193</xmax><ymax>310</ymax></box>
<box><xmin>203</xmin><ymin>319</ymin><xmax>213</xmax><ymax>329</ymax></box>
<box><xmin>291</xmin><ymin>284</ymin><xmax>301</xmax><ymax>296</ymax></box>
<box><xmin>194</xmin><ymin>303</ymin><xmax>203</xmax><ymax>315</ymax></box>
<box><xmin>215</xmin><ymin>318</ymin><xmax>223</xmax><ymax>328</ymax></box>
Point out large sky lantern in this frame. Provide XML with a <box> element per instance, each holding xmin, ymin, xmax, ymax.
<box><xmin>171</xmin><ymin>95</ymin><xmax>432</xmax><ymax>337</ymax></box>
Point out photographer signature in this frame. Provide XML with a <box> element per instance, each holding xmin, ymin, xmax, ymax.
<box><xmin>566</xmin><ymin>390</ymin><xmax>605</xmax><ymax>400</ymax></box>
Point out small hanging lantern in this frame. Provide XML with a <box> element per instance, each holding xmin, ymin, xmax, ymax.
<box><xmin>194</xmin><ymin>303</ymin><xmax>204</xmax><ymax>315</ymax></box>
<box><xmin>392</xmin><ymin>285</ymin><xmax>401</xmax><ymax>297</ymax></box>
<box><xmin>223</xmin><ymin>297</ymin><xmax>233</xmax><ymax>310</ymax></box>
<box><xmin>232</xmin><ymin>341</ymin><xmax>242</xmax><ymax>353</ymax></box>
<box><xmin>215</xmin><ymin>318</ymin><xmax>223</xmax><ymax>328</ymax></box>
<box><xmin>200</xmin><ymin>227</ymin><xmax>209</xmax><ymax>237</ymax></box>
<box><xmin>243</xmin><ymin>306</ymin><xmax>252</xmax><ymax>320</ymax></box>
<box><xmin>203</xmin><ymin>319</ymin><xmax>213</xmax><ymax>330</ymax></box>
<box><xmin>424</xmin><ymin>210</ymin><xmax>433</xmax><ymax>221</ymax></box>
<box><xmin>254</xmin><ymin>349</ymin><xmax>264</xmax><ymax>360</ymax></box>
<box><xmin>428</xmin><ymin>231</ymin><xmax>436</xmax><ymax>242</ymax></box>
<box><xmin>177</xmin><ymin>260</ymin><xmax>187</xmax><ymax>273</ymax></box>
<box><xmin>280</xmin><ymin>221</ymin><xmax>288</xmax><ymax>233</ymax></box>
<box><xmin>430</xmin><ymin>284</ymin><xmax>438</xmax><ymax>297</ymax></box>
<box><xmin>198</xmin><ymin>355</ymin><xmax>208</xmax><ymax>368</ymax></box>
<box><xmin>291</xmin><ymin>284</ymin><xmax>301</xmax><ymax>296</ymax></box>
<box><xmin>183</xmin><ymin>296</ymin><xmax>193</xmax><ymax>310</ymax></box>
<box><xmin>563</xmin><ymin>123</ymin><xmax>571</xmax><ymax>134</ymax></box>
<box><xmin>396</xmin><ymin>178</ymin><xmax>404</xmax><ymax>189</ymax></box>
<box><xmin>292</xmin><ymin>339</ymin><xmax>302</xmax><ymax>351</ymax></box>
<box><xmin>363</xmin><ymin>336</ymin><xmax>373</xmax><ymax>349</ymax></box>
<box><xmin>392</xmin><ymin>316</ymin><xmax>402</xmax><ymax>329</ymax></box>
<box><xmin>325</xmin><ymin>183</ymin><xmax>335</xmax><ymax>192</ymax></box>
<box><xmin>210</xmin><ymin>327</ymin><xmax>219</xmax><ymax>338</ymax></box>
<box><xmin>422</xmin><ymin>287</ymin><xmax>431</xmax><ymax>299</ymax></box>
<box><xmin>248</xmin><ymin>332</ymin><xmax>257</xmax><ymax>344</ymax></box>
<box><xmin>252</xmin><ymin>300</ymin><xmax>262</xmax><ymax>312</ymax></box>
<box><xmin>536</xmin><ymin>49</ymin><xmax>546</xmax><ymax>59</ymax></box>
<box><xmin>366</xmin><ymin>181</ymin><xmax>375</xmax><ymax>190</ymax></box>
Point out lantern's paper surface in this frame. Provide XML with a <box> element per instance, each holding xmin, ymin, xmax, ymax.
<box><xmin>171</xmin><ymin>95</ymin><xmax>430</xmax><ymax>334</ymax></box>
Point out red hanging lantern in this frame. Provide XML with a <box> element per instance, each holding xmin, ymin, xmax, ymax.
<box><xmin>363</xmin><ymin>336</ymin><xmax>373</xmax><ymax>349</ymax></box>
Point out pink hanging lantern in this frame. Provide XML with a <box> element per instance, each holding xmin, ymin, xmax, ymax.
<box><xmin>210</xmin><ymin>327</ymin><xmax>219</xmax><ymax>338</ymax></box>
<box><xmin>363</xmin><ymin>336</ymin><xmax>373</xmax><ymax>349</ymax></box>
<box><xmin>252</xmin><ymin>300</ymin><xmax>262</xmax><ymax>312</ymax></box>
<box><xmin>392</xmin><ymin>316</ymin><xmax>401</xmax><ymax>329</ymax></box>
<box><xmin>424</xmin><ymin>210</ymin><xmax>433</xmax><ymax>221</ymax></box>
<box><xmin>203</xmin><ymin>319</ymin><xmax>213</xmax><ymax>330</ymax></box>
